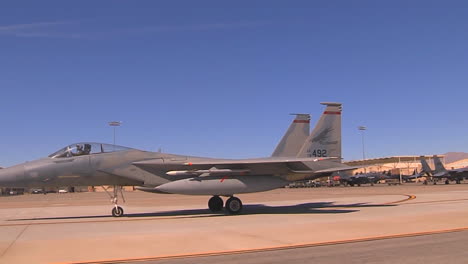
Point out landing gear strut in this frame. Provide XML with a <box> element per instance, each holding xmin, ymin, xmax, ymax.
<box><xmin>103</xmin><ymin>185</ymin><xmax>125</xmax><ymax>217</ymax></box>
<box><xmin>208</xmin><ymin>196</ymin><xmax>224</xmax><ymax>212</ymax></box>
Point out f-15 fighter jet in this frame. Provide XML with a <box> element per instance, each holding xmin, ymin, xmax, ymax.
<box><xmin>0</xmin><ymin>102</ymin><xmax>353</xmax><ymax>216</ymax></box>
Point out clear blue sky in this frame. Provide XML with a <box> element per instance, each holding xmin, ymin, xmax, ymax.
<box><xmin>1</xmin><ymin>1</ymin><xmax>468</xmax><ymax>166</ymax></box>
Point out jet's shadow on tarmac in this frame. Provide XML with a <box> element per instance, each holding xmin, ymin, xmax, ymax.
<box><xmin>243</xmin><ymin>201</ymin><xmax>394</xmax><ymax>215</ymax></box>
<box><xmin>9</xmin><ymin>202</ymin><xmax>395</xmax><ymax>222</ymax></box>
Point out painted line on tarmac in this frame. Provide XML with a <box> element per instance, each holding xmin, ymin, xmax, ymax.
<box><xmin>383</xmin><ymin>194</ymin><xmax>416</xmax><ymax>205</ymax></box>
<box><xmin>401</xmin><ymin>198</ymin><xmax>468</xmax><ymax>205</ymax></box>
<box><xmin>56</xmin><ymin>226</ymin><xmax>468</xmax><ymax>264</ymax></box>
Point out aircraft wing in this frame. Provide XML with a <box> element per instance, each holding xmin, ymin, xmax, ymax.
<box><xmin>433</xmin><ymin>171</ymin><xmax>449</xmax><ymax>178</ymax></box>
<box><xmin>450</xmin><ymin>167</ymin><xmax>468</xmax><ymax>174</ymax></box>
<box><xmin>441</xmin><ymin>168</ymin><xmax>468</xmax><ymax>179</ymax></box>
<box><xmin>134</xmin><ymin>157</ymin><xmax>337</xmax><ymax>166</ymax></box>
<box><xmin>133</xmin><ymin>157</ymin><xmax>354</xmax><ymax>176</ymax></box>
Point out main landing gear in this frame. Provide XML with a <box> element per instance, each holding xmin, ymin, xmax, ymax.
<box><xmin>103</xmin><ymin>185</ymin><xmax>125</xmax><ymax>217</ymax></box>
<box><xmin>208</xmin><ymin>196</ymin><xmax>223</xmax><ymax>212</ymax></box>
<box><xmin>208</xmin><ymin>195</ymin><xmax>243</xmax><ymax>214</ymax></box>
<box><xmin>226</xmin><ymin>197</ymin><xmax>243</xmax><ymax>214</ymax></box>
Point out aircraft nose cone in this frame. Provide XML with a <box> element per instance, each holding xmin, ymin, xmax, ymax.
<box><xmin>0</xmin><ymin>165</ymin><xmax>25</xmax><ymax>187</ymax></box>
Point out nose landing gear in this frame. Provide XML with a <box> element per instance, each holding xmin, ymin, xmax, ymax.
<box><xmin>103</xmin><ymin>185</ymin><xmax>125</xmax><ymax>217</ymax></box>
<box><xmin>112</xmin><ymin>206</ymin><xmax>124</xmax><ymax>217</ymax></box>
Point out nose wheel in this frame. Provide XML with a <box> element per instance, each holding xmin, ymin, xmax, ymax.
<box><xmin>103</xmin><ymin>185</ymin><xmax>126</xmax><ymax>217</ymax></box>
<box><xmin>112</xmin><ymin>206</ymin><xmax>124</xmax><ymax>217</ymax></box>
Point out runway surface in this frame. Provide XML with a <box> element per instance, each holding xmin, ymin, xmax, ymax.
<box><xmin>1</xmin><ymin>183</ymin><xmax>468</xmax><ymax>263</ymax></box>
<box><xmin>136</xmin><ymin>230</ymin><xmax>468</xmax><ymax>264</ymax></box>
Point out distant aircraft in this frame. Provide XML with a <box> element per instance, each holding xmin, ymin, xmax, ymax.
<box><xmin>418</xmin><ymin>156</ymin><xmax>466</xmax><ymax>184</ymax></box>
<box><xmin>432</xmin><ymin>155</ymin><xmax>467</xmax><ymax>184</ymax></box>
<box><xmin>337</xmin><ymin>172</ymin><xmax>387</xmax><ymax>186</ymax></box>
<box><xmin>419</xmin><ymin>156</ymin><xmax>436</xmax><ymax>176</ymax></box>
<box><xmin>336</xmin><ymin>170</ymin><xmax>415</xmax><ymax>186</ymax></box>
<box><xmin>0</xmin><ymin>102</ymin><xmax>355</xmax><ymax>216</ymax></box>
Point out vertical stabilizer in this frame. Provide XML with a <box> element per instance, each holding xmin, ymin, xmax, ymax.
<box><xmin>419</xmin><ymin>156</ymin><xmax>433</xmax><ymax>176</ymax></box>
<box><xmin>271</xmin><ymin>114</ymin><xmax>310</xmax><ymax>157</ymax></box>
<box><xmin>433</xmin><ymin>155</ymin><xmax>447</xmax><ymax>173</ymax></box>
<box><xmin>297</xmin><ymin>102</ymin><xmax>342</xmax><ymax>159</ymax></box>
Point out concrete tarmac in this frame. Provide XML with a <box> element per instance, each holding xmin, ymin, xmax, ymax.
<box><xmin>144</xmin><ymin>230</ymin><xmax>468</xmax><ymax>264</ymax></box>
<box><xmin>1</xmin><ymin>183</ymin><xmax>468</xmax><ymax>264</ymax></box>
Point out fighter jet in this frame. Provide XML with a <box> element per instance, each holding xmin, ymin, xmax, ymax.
<box><xmin>418</xmin><ymin>155</ymin><xmax>464</xmax><ymax>184</ymax></box>
<box><xmin>432</xmin><ymin>155</ymin><xmax>467</xmax><ymax>184</ymax></box>
<box><xmin>418</xmin><ymin>155</ymin><xmax>441</xmax><ymax>184</ymax></box>
<box><xmin>419</xmin><ymin>156</ymin><xmax>434</xmax><ymax>177</ymax></box>
<box><xmin>0</xmin><ymin>102</ymin><xmax>353</xmax><ymax>216</ymax></box>
<box><xmin>338</xmin><ymin>172</ymin><xmax>387</xmax><ymax>186</ymax></box>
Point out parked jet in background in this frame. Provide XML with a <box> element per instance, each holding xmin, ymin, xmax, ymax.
<box><xmin>419</xmin><ymin>156</ymin><xmax>435</xmax><ymax>177</ymax></box>
<box><xmin>432</xmin><ymin>155</ymin><xmax>467</xmax><ymax>184</ymax></box>
<box><xmin>337</xmin><ymin>172</ymin><xmax>387</xmax><ymax>186</ymax></box>
<box><xmin>336</xmin><ymin>170</ymin><xmax>415</xmax><ymax>186</ymax></box>
<box><xmin>419</xmin><ymin>155</ymin><xmax>466</xmax><ymax>184</ymax></box>
<box><xmin>0</xmin><ymin>103</ymin><xmax>353</xmax><ymax>216</ymax></box>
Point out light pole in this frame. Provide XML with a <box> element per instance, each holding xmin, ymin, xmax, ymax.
<box><xmin>358</xmin><ymin>126</ymin><xmax>367</xmax><ymax>160</ymax></box>
<box><xmin>108</xmin><ymin>121</ymin><xmax>122</xmax><ymax>147</ymax></box>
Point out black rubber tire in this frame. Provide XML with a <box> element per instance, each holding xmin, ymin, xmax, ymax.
<box><xmin>226</xmin><ymin>197</ymin><xmax>243</xmax><ymax>214</ymax></box>
<box><xmin>112</xmin><ymin>206</ymin><xmax>124</xmax><ymax>217</ymax></box>
<box><xmin>445</xmin><ymin>180</ymin><xmax>450</xmax><ymax>185</ymax></box>
<box><xmin>208</xmin><ymin>196</ymin><xmax>224</xmax><ymax>212</ymax></box>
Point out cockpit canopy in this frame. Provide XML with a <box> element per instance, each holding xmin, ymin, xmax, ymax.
<box><xmin>49</xmin><ymin>142</ymin><xmax>132</xmax><ymax>158</ymax></box>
